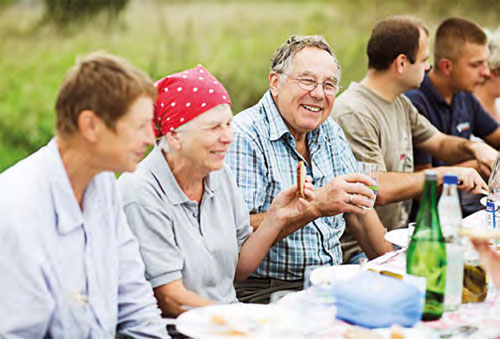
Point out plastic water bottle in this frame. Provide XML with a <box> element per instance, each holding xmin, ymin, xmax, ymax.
<box><xmin>438</xmin><ymin>174</ymin><xmax>463</xmax><ymax>312</ymax></box>
<box><xmin>486</xmin><ymin>153</ymin><xmax>500</xmax><ymax>236</ymax></box>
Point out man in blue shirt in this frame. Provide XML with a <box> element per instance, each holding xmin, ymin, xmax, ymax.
<box><xmin>225</xmin><ymin>35</ymin><xmax>394</xmax><ymax>303</ymax></box>
<box><xmin>0</xmin><ymin>53</ymin><xmax>168</xmax><ymax>338</ymax></box>
<box><xmin>406</xmin><ymin>17</ymin><xmax>500</xmax><ymax>215</ymax></box>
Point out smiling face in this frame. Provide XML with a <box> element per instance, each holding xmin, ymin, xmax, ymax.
<box><xmin>270</xmin><ymin>47</ymin><xmax>338</xmax><ymax>139</ymax></box>
<box><xmin>450</xmin><ymin>42</ymin><xmax>490</xmax><ymax>92</ymax></box>
<box><xmin>96</xmin><ymin>95</ymin><xmax>155</xmax><ymax>173</ymax></box>
<box><xmin>176</xmin><ymin>104</ymin><xmax>233</xmax><ymax>175</ymax></box>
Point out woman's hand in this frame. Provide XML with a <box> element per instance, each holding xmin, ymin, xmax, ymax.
<box><xmin>470</xmin><ymin>239</ymin><xmax>500</xmax><ymax>289</ymax></box>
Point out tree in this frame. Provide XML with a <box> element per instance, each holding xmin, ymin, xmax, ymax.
<box><xmin>43</xmin><ymin>0</ymin><xmax>128</xmax><ymax>26</ymax></box>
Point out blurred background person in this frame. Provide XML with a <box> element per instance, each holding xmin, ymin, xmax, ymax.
<box><xmin>474</xmin><ymin>28</ymin><xmax>500</xmax><ymax>123</ymax></box>
<box><xmin>333</xmin><ymin>16</ymin><xmax>491</xmax><ymax>263</ymax></box>
<box><xmin>118</xmin><ymin>65</ymin><xmax>316</xmax><ymax>317</ymax></box>
<box><xmin>0</xmin><ymin>53</ymin><xmax>168</xmax><ymax>338</ymax></box>
<box><xmin>405</xmin><ymin>17</ymin><xmax>500</xmax><ymax>217</ymax></box>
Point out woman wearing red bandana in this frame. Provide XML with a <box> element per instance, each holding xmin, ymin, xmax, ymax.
<box><xmin>118</xmin><ymin>65</ymin><xmax>315</xmax><ymax>317</ymax></box>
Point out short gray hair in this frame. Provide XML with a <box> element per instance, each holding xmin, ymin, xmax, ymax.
<box><xmin>158</xmin><ymin>122</ymin><xmax>189</xmax><ymax>154</ymax></box>
<box><xmin>270</xmin><ymin>35</ymin><xmax>341</xmax><ymax>80</ymax></box>
<box><xmin>487</xmin><ymin>28</ymin><xmax>500</xmax><ymax>72</ymax></box>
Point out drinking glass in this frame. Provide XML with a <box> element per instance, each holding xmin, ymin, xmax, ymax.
<box><xmin>358</xmin><ymin>161</ymin><xmax>379</xmax><ymax>208</ymax></box>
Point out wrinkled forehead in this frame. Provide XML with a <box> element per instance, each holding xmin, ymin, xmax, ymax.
<box><xmin>289</xmin><ymin>47</ymin><xmax>339</xmax><ymax>79</ymax></box>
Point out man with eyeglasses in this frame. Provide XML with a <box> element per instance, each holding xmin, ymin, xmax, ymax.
<box><xmin>225</xmin><ymin>35</ymin><xmax>394</xmax><ymax>303</ymax></box>
<box><xmin>332</xmin><ymin>16</ymin><xmax>494</xmax><ymax>264</ymax></box>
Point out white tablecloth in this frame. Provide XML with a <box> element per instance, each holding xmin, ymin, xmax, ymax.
<box><xmin>279</xmin><ymin>241</ymin><xmax>500</xmax><ymax>338</ymax></box>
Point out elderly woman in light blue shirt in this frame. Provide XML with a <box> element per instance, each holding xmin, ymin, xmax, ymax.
<box><xmin>118</xmin><ymin>65</ymin><xmax>315</xmax><ymax>317</ymax></box>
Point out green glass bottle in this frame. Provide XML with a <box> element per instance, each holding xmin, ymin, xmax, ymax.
<box><xmin>406</xmin><ymin>170</ymin><xmax>447</xmax><ymax>321</ymax></box>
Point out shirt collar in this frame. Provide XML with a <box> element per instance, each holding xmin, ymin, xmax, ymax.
<box><xmin>261</xmin><ymin>91</ymin><xmax>293</xmax><ymax>142</ymax></box>
<box><xmin>47</xmin><ymin>138</ymin><xmax>84</xmax><ymax>234</ymax></box>
<box><xmin>147</xmin><ymin>146</ymin><xmax>218</xmax><ymax>206</ymax></box>
<box><xmin>421</xmin><ymin>73</ymin><xmax>449</xmax><ymax>106</ymax></box>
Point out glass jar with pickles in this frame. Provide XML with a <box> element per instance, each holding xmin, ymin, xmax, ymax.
<box><xmin>462</xmin><ymin>241</ymin><xmax>488</xmax><ymax>303</ymax></box>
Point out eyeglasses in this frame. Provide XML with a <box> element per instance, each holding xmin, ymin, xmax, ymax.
<box><xmin>282</xmin><ymin>73</ymin><xmax>342</xmax><ymax>96</ymax></box>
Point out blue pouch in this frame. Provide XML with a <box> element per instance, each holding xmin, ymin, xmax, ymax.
<box><xmin>331</xmin><ymin>271</ymin><xmax>424</xmax><ymax>328</ymax></box>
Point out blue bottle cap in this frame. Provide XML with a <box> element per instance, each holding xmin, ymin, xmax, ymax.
<box><xmin>443</xmin><ymin>174</ymin><xmax>458</xmax><ymax>185</ymax></box>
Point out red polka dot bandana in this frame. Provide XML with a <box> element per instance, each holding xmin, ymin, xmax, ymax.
<box><xmin>153</xmin><ymin>65</ymin><xmax>232</xmax><ymax>137</ymax></box>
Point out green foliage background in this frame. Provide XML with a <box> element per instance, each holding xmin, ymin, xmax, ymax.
<box><xmin>1</xmin><ymin>0</ymin><xmax>499</xmax><ymax>172</ymax></box>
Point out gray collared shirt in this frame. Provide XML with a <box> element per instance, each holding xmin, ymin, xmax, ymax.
<box><xmin>118</xmin><ymin>146</ymin><xmax>252</xmax><ymax>304</ymax></box>
<box><xmin>0</xmin><ymin>139</ymin><xmax>168</xmax><ymax>338</ymax></box>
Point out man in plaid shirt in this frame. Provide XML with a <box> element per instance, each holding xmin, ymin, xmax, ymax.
<box><xmin>225</xmin><ymin>35</ymin><xmax>394</xmax><ymax>303</ymax></box>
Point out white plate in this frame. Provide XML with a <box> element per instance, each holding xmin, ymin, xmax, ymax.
<box><xmin>309</xmin><ymin>264</ymin><xmax>361</xmax><ymax>286</ymax></box>
<box><xmin>480</xmin><ymin>196</ymin><xmax>500</xmax><ymax>207</ymax></box>
<box><xmin>176</xmin><ymin>303</ymin><xmax>298</xmax><ymax>338</ymax></box>
<box><xmin>385</xmin><ymin>228</ymin><xmax>409</xmax><ymax>248</ymax></box>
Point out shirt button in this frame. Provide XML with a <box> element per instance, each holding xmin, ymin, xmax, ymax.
<box><xmin>71</xmin><ymin>291</ymin><xmax>89</xmax><ymax>304</ymax></box>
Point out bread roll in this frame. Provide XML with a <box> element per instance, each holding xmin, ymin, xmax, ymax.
<box><xmin>297</xmin><ymin>161</ymin><xmax>306</xmax><ymax>198</ymax></box>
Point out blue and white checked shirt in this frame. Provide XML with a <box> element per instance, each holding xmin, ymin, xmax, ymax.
<box><xmin>225</xmin><ymin>91</ymin><xmax>358</xmax><ymax>280</ymax></box>
<box><xmin>0</xmin><ymin>139</ymin><xmax>168</xmax><ymax>338</ymax></box>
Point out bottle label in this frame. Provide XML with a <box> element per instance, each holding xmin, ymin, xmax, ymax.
<box><xmin>486</xmin><ymin>201</ymin><xmax>496</xmax><ymax>230</ymax></box>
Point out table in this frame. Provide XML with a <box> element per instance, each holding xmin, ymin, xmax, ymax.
<box><xmin>277</xmin><ymin>206</ymin><xmax>500</xmax><ymax>338</ymax></box>
<box><xmin>172</xmin><ymin>210</ymin><xmax>500</xmax><ymax>338</ymax></box>
<box><xmin>278</xmin><ymin>246</ymin><xmax>500</xmax><ymax>338</ymax></box>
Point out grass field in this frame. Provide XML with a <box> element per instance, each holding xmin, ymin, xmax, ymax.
<box><xmin>1</xmin><ymin>0</ymin><xmax>499</xmax><ymax>172</ymax></box>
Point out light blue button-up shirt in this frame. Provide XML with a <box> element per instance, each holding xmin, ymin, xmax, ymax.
<box><xmin>225</xmin><ymin>91</ymin><xmax>358</xmax><ymax>280</ymax></box>
<box><xmin>0</xmin><ymin>139</ymin><xmax>168</xmax><ymax>338</ymax></box>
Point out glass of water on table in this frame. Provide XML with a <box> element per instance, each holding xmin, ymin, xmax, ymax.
<box><xmin>358</xmin><ymin>161</ymin><xmax>379</xmax><ymax>208</ymax></box>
